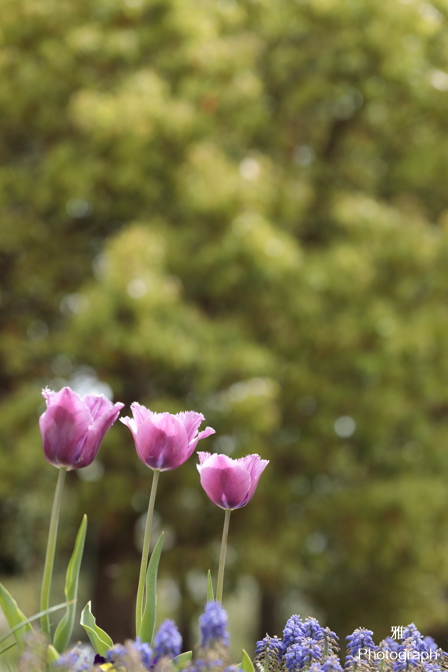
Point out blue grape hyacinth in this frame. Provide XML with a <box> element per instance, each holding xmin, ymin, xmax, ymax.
<box><xmin>254</xmin><ymin>635</ymin><xmax>285</xmax><ymax>672</ymax></box>
<box><xmin>283</xmin><ymin>615</ymin><xmax>305</xmax><ymax>649</ymax></box>
<box><xmin>154</xmin><ymin>619</ymin><xmax>182</xmax><ymax>660</ymax></box>
<box><xmin>200</xmin><ymin>601</ymin><xmax>230</xmax><ymax>648</ymax></box>
<box><xmin>54</xmin><ymin>647</ymin><xmax>90</xmax><ymax>671</ymax></box>
<box><xmin>105</xmin><ymin>639</ymin><xmax>153</xmax><ymax>670</ymax></box>
<box><xmin>345</xmin><ymin>628</ymin><xmax>377</xmax><ymax>665</ymax></box>
<box><xmin>285</xmin><ymin>638</ymin><xmax>322</xmax><ymax>672</ymax></box>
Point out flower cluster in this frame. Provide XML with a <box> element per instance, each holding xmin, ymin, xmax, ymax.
<box><xmin>254</xmin><ymin>636</ymin><xmax>285</xmax><ymax>672</ymax></box>
<box><xmin>54</xmin><ymin>647</ymin><xmax>91</xmax><ymax>671</ymax></box>
<box><xmin>153</xmin><ymin>619</ymin><xmax>182</xmax><ymax>661</ymax></box>
<box><xmin>199</xmin><ymin>601</ymin><xmax>230</xmax><ymax>648</ymax></box>
<box><xmin>29</xmin><ymin>385</ymin><xmax>268</xmax><ymax>667</ymax></box>
<box><xmin>345</xmin><ymin>628</ymin><xmax>377</xmax><ymax>667</ymax></box>
<box><xmin>347</xmin><ymin>622</ymin><xmax>444</xmax><ymax>672</ymax></box>
<box><xmin>103</xmin><ymin>637</ymin><xmax>153</xmax><ymax>670</ymax></box>
<box><xmin>255</xmin><ymin>616</ymin><xmax>446</xmax><ymax>672</ymax></box>
<box><xmin>19</xmin><ymin>603</ymin><xmax>232</xmax><ymax>671</ymax></box>
<box><xmin>255</xmin><ymin>615</ymin><xmax>340</xmax><ymax>672</ymax></box>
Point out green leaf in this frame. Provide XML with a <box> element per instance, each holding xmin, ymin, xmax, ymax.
<box><xmin>80</xmin><ymin>602</ymin><xmax>113</xmax><ymax>656</ymax></box>
<box><xmin>242</xmin><ymin>649</ymin><xmax>255</xmax><ymax>672</ymax></box>
<box><xmin>53</xmin><ymin>515</ymin><xmax>87</xmax><ymax>653</ymax></box>
<box><xmin>47</xmin><ymin>644</ymin><xmax>60</xmax><ymax>664</ymax></box>
<box><xmin>0</xmin><ymin>601</ymin><xmax>72</xmax><ymax>649</ymax></box>
<box><xmin>162</xmin><ymin>651</ymin><xmax>192</xmax><ymax>671</ymax></box>
<box><xmin>207</xmin><ymin>570</ymin><xmax>214</xmax><ymax>602</ymax></box>
<box><xmin>0</xmin><ymin>583</ymin><xmax>33</xmax><ymax>651</ymax></box>
<box><xmin>139</xmin><ymin>531</ymin><xmax>164</xmax><ymax>643</ymax></box>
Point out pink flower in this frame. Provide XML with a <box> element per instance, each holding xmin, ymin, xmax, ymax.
<box><xmin>120</xmin><ymin>403</ymin><xmax>215</xmax><ymax>471</ymax></box>
<box><xmin>197</xmin><ymin>452</ymin><xmax>269</xmax><ymax>510</ymax></box>
<box><xmin>39</xmin><ymin>387</ymin><xmax>124</xmax><ymax>469</ymax></box>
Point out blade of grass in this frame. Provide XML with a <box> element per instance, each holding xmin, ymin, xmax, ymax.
<box><xmin>0</xmin><ymin>643</ymin><xmax>17</xmax><ymax>657</ymax></box>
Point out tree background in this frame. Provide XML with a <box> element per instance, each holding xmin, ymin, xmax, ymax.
<box><xmin>2</xmin><ymin>0</ymin><xmax>448</xmax><ymax>659</ymax></box>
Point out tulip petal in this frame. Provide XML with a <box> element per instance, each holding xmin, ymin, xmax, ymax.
<box><xmin>135</xmin><ymin>413</ymin><xmax>190</xmax><ymax>471</ymax></box>
<box><xmin>120</xmin><ymin>415</ymin><xmax>138</xmax><ymax>438</ymax></box>
<box><xmin>130</xmin><ymin>402</ymin><xmax>154</xmax><ymax>426</ymax></box>
<box><xmin>238</xmin><ymin>454</ymin><xmax>269</xmax><ymax>504</ymax></box>
<box><xmin>83</xmin><ymin>395</ymin><xmax>115</xmax><ymax>421</ymax></box>
<box><xmin>176</xmin><ymin>411</ymin><xmax>205</xmax><ymax>444</ymax></box>
<box><xmin>74</xmin><ymin>401</ymin><xmax>124</xmax><ymax>468</ymax></box>
<box><xmin>197</xmin><ymin>451</ymin><xmax>211</xmax><ymax>466</ymax></box>
<box><xmin>42</xmin><ymin>387</ymin><xmax>59</xmax><ymax>406</ymax></box>
<box><xmin>39</xmin><ymin>388</ymin><xmax>91</xmax><ymax>468</ymax></box>
<box><xmin>189</xmin><ymin>426</ymin><xmax>216</xmax><ymax>452</ymax></box>
<box><xmin>198</xmin><ymin>454</ymin><xmax>251</xmax><ymax>510</ymax></box>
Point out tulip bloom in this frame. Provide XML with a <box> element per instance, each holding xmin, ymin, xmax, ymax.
<box><xmin>120</xmin><ymin>403</ymin><xmax>215</xmax><ymax>471</ymax></box>
<box><xmin>121</xmin><ymin>402</ymin><xmax>215</xmax><ymax>636</ymax></box>
<box><xmin>197</xmin><ymin>452</ymin><xmax>269</xmax><ymax>603</ymax></box>
<box><xmin>197</xmin><ymin>452</ymin><xmax>269</xmax><ymax>510</ymax></box>
<box><xmin>38</xmin><ymin>386</ymin><xmax>123</xmax><ymax>637</ymax></box>
<box><xmin>40</xmin><ymin>387</ymin><xmax>124</xmax><ymax>469</ymax></box>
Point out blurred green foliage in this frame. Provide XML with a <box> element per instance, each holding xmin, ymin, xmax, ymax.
<box><xmin>2</xmin><ymin>0</ymin><xmax>448</xmax><ymax>651</ymax></box>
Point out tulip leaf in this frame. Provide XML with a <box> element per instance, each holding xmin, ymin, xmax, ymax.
<box><xmin>242</xmin><ymin>649</ymin><xmax>255</xmax><ymax>672</ymax></box>
<box><xmin>207</xmin><ymin>570</ymin><xmax>214</xmax><ymax>602</ymax></box>
<box><xmin>80</xmin><ymin>602</ymin><xmax>113</xmax><ymax>656</ymax></box>
<box><xmin>0</xmin><ymin>601</ymin><xmax>71</xmax><ymax>650</ymax></box>
<box><xmin>162</xmin><ymin>650</ymin><xmax>193</xmax><ymax>671</ymax></box>
<box><xmin>139</xmin><ymin>531</ymin><xmax>164</xmax><ymax>644</ymax></box>
<box><xmin>53</xmin><ymin>515</ymin><xmax>87</xmax><ymax>653</ymax></box>
<box><xmin>47</xmin><ymin>644</ymin><xmax>60</xmax><ymax>665</ymax></box>
<box><xmin>0</xmin><ymin>582</ymin><xmax>33</xmax><ymax>651</ymax></box>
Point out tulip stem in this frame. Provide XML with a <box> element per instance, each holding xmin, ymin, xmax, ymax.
<box><xmin>40</xmin><ymin>467</ymin><xmax>67</xmax><ymax>638</ymax></box>
<box><xmin>136</xmin><ymin>469</ymin><xmax>160</xmax><ymax>636</ymax></box>
<box><xmin>217</xmin><ymin>509</ymin><xmax>231</xmax><ymax>603</ymax></box>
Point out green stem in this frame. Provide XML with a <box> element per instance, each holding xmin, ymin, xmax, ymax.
<box><xmin>40</xmin><ymin>467</ymin><xmax>67</xmax><ymax>638</ymax></box>
<box><xmin>136</xmin><ymin>469</ymin><xmax>160</xmax><ymax>636</ymax></box>
<box><xmin>216</xmin><ymin>509</ymin><xmax>231</xmax><ymax>603</ymax></box>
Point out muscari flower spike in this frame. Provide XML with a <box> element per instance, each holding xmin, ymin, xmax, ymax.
<box><xmin>254</xmin><ymin>635</ymin><xmax>286</xmax><ymax>672</ymax></box>
<box><xmin>153</xmin><ymin>619</ymin><xmax>183</xmax><ymax>660</ymax></box>
<box><xmin>300</xmin><ymin>618</ymin><xmax>325</xmax><ymax>641</ymax></box>
<box><xmin>380</xmin><ymin>637</ymin><xmax>399</xmax><ymax>654</ymax></box>
<box><xmin>322</xmin><ymin>628</ymin><xmax>340</xmax><ymax>656</ymax></box>
<box><xmin>393</xmin><ymin>637</ymin><xmax>423</xmax><ymax>672</ymax></box>
<box><xmin>321</xmin><ymin>654</ymin><xmax>344</xmax><ymax>672</ymax></box>
<box><xmin>105</xmin><ymin>639</ymin><xmax>153</xmax><ymax>671</ymax></box>
<box><xmin>402</xmin><ymin>624</ymin><xmax>422</xmax><ymax>643</ymax></box>
<box><xmin>133</xmin><ymin>637</ymin><xmax>154</xmax><ymax>668</ymax></box>
<box><xmin>285</xmin><ymin>638</ymin><xmax>322</xmax><ymax>672</ymax></box>
<box><xmin>54</xmin><ymin>647</ymin><xmax>90</xmax><ymax>671</ymax></box>
<box><xmin>200</xmin><ymin>601</ymin><xmax>230</xmax><ymax>648</ymax></box>
<box><xmin>346</xmin><ymin>628</ymin><xmax>377</xmax><ymax>663</ymax></box>
<box><xmin>283</xmin><ymin>616</ymin><xmax>304</xmax><ymax>649</ymax></box>
<box><xmin>424</xmin><ymin>637</ymin><xmax>439</xmax><ymax>654</ymax></box>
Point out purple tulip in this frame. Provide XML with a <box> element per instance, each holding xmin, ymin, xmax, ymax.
<box><xmin>39</xmin><ymin>387</ymin><xmax>124</xmax><ymax>469</ymax></box>
<box><xmin>120</xmin><ymin>403</ymin><xmax>215</xmax><ymax>471</ymax></box>
<box><xmin>197</xmin><ymin>452</ymin><xmax>269</xmax><ymax>510</ymax></box>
